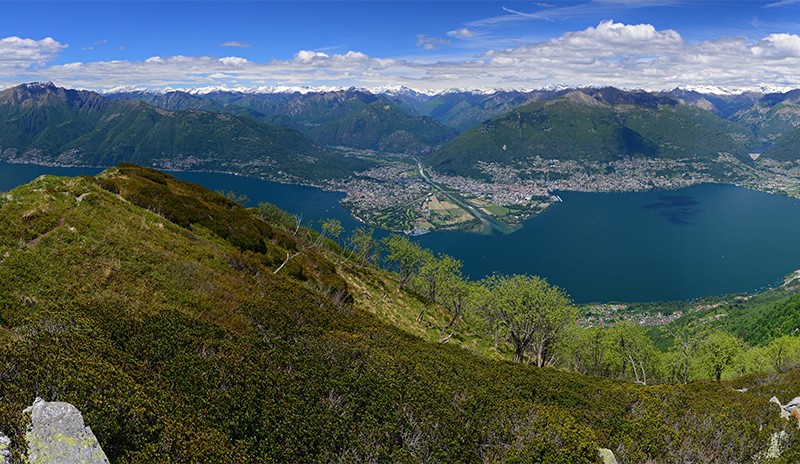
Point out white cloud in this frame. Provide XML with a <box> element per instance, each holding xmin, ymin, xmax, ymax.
<box><xmin>0</xmin><ymin>36</ymin><xmax>66</xmax><ymax>70</ymax></box>
<box><xmin>294</xmin><ymin>50</ymin><xmax>329</xmax><ymax>63</ymax></box>
<box><xmin>83</xmin><ymin>39</ymin><xmax>108</xmax><ymax>51</ymax></box>
<box><xmin>447</xmin><ymin>28</ymin><xmax>475</xmax><ymax>39</ymax></box>
<box><xmin>765</xmin><ymin>0</ymin><xmax>800</xmax><ymax>7</ymax></box>
<box><xmin>13</xmin><ymin>22</ymin><xmax>800</xmax><ymax>92</ymax></box>
<box><xmin>751</xmin><ymin>34</ymin><xmax>800</xmax><ymax>58</ymax></box>
<box><xmin>416</xmin><ymin>34</ymin><xmax>451</xmax><ymax>50</ymax></box>
<box><xmin>216</xmin><ymin>41</ymin><xmax>252</xmax><ymax>48</ymax></box>
<box><xmin>219</xmin><ymin>56</ymin><xmax>249</xmax><ymax>67</ymax></box>
<box><xmin>561</xmin><ymin>20</ymin><xmax>682</xmax><ymax>48</ymax></box>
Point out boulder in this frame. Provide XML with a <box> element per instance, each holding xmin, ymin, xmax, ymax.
<box><xmin>0</xmin><ymin>433</ymin><xmax>10</xmax><ymax>464</ymax></box>
<box><xmin>23</xmin><ymin>397</ymin><xmax>109</xmax><ymax>463</ymax></box>
<box><xmin>598</xmin><ymin>447</ymin><xmax>618</xmax><ymax>464</ymax></box>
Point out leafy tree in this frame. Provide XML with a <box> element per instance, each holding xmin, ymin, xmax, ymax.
<box><xmin>346</xmin><ymin>227</ymin><xmax>377</xmax><ymax>264</ymax></box>
<box><xmin>556</xmin><ymin>326</ymin><xmax>608</xmax><ymax>377</ymax></box>
<box><xmin>434</xmin><ymin>259</ymin><xmax>471</xmax><ymax>342</ymax></box>
<box><xmin>477</xmin><ymin>274</ymin><xmax>576</xmax><ymax>366</ymax></box>
<box><xmin>604</xmin><ymin>321</ymin><xmax>658</xmax><ymax>385</ymax></box>
<box><xmin>383</xmin><ymin>235</ymin><xmax>429</xmax><ymax>290</ymax></box>
<box><xmin>665</xmin><ymin>323</ymin><xmax>706</xmax><ymax>384</ymax></box>
<box><xmin>256</xmin><ymin>201</ymin><xmax>295</xmax><ymax>230</ymax></box>
<box><xmin>766</xmin><ymin>335</ymin><xmax>800</xmax><ymax>373</ymax></box>
<box><xmin>320</xmin><ymin>218</ymin><xmax>344</xmax><ymax>248</ymax></box>
<box><xmin>217</xmin><ymin>189</ymin><xmax>249</xmax><ymax>206</ymax></box>
<box><xmin>699</xmin><ymin>331</ymin><xmax>745</xmax><ymax>382</ymax></box>
<box><xmin>416</xmin><ymin>253</ymin><xmax>459</xmax><ymax>304</ymax></box>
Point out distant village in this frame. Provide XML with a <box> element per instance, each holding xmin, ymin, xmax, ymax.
<box><xmin>334</xmin><ymin>153</ymin><xmax>800</xmax><ymax>234</ymax></box>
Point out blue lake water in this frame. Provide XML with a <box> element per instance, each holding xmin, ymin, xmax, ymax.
<box><xmin>3</xmin><ymin>162</ymin><xmax>800</xmax><ymax>303</ymax></box>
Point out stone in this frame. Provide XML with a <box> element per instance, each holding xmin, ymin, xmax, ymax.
<box><xmin>23</xmin><ymin>397</ymin><xmax>109</xmax><ymax>463</ymax></box>
<box><xmin>598</xmin><ymin>447</ymin><xmax>618</xmax><ymax>464</ymax></box>
<box><xmin>0</xmin><ymin>433</ymin><xmax>11</xmax><ymax>464</ymax></box>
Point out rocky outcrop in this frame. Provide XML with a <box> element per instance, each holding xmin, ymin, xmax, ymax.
<box><xmin>0</xmin><ymin>433</ymin><xmax>10</xmax><ymax>464</ymax></box>
<box><xmin>22</xmin><ymin>397</ymin><xmax>109</xmax><ymax>463</ymax></box>
<box><xmin>770</xmin><ymin>395</ymin><xmax>800</xmax><ymax>423</ymax></box>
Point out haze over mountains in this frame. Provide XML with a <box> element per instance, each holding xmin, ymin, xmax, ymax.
<box><xmin>3</xmin><ymin>82</ymin><xmax>800</xmax><ymax>183</ymax></box>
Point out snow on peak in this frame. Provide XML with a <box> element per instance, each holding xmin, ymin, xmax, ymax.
<box><xmin>675</xmin><ymin>84</ymin><xmax>792</xmax><ymax>96</ymax></box>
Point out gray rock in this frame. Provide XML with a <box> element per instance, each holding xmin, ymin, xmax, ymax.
<box><xmin>598</xmin><ymin>447</ymin><xmax>618</xmax><ymax>464</ymax></box>
<box><xmin>0</xmin><ymin>433</ymin><xmax>11</xmax><ymax>464</ymax></box>
<box><xmin>23</xmin><ymin>397</ymin><xmax>109</xmax><ymax>463</ymax></box>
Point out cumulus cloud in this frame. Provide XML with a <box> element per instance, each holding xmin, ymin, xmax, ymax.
<box><xmin>560</xmin><ymin>20</ymin><xmax>682</xmax><ymax>48</ymax></box>
<box><xmin>416</xmin><ymin>34</ymin><xmax>451</xmax><ymax>50</ymax></box>
<box><xmin>751</xmin><ymin>34</ymin><xmax>800</xmax><ymax>58</ymax></box>
<box><xmin>216</xmin><ymin>41</ymin><xmax>252</xmax><ymax>48</ymax></box>
<box><xmin>15</xmin><ymin>21</ymin><xmax>800</xmax><ymax>92</ymax></box>
<box><xmin>219</xmin><ymin>56</ymin><xmax>249</xmax><ymax>67</ymax></box>
<box><xmin>294</xmin><ymin>50</ymin><xmax>329</xmax><ymax>63</ymax></box>
<box><xmin>447</xmin><ymin>27</ymin><xmax>475</xmax><ymax>39</ymax></box>
<box><xmin>0</xmin><ymin>36</ymin><xmax>66</xmax><ymax>70</ymax></box>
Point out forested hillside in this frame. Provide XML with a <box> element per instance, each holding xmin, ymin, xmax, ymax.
<box><xmin>0</xmin><ymin>83</ymin><xmax>370</xmax><ymax>181</ymax></box>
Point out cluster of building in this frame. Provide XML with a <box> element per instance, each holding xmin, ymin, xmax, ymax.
<box><xmin>430</xmin><ymin>171</ymin><xmax>550</xmax><ymax>206</ymax></box>
<box><xmin>331</xmin><ymin>152</ymin><xmax>800</xmax><ymax>234</ymax></box>
<box><xmin>580</xmin><ymin>304</ymin><xmax>686</xmax><ymax>327</ymax></box>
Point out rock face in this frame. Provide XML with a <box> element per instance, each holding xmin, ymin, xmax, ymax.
<box><xmin>0</xmin><ymin>433</ymin><xmax>10</xmax><ymax>464</ymax></box>
<box><xmin>23</xmin><ymin>397</ymin><xmax>109</xmax><ymax>463</ymax></box>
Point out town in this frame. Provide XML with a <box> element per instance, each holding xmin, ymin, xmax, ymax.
<box><xmin>332</xmin><ymin>152</ymin><xmax>800</xmax><ymax>234</ymax></box>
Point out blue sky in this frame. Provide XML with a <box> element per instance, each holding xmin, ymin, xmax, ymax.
<box><xmin>3</xmin><ymin>1</ymin><xmax>800</xmax><ymax>91</ymax></box>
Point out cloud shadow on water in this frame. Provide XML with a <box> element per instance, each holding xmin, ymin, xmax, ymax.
<box><xmin>643</xmin><ymin>194</ymin><xmax>700</xmax><ymax>225</ymax></box>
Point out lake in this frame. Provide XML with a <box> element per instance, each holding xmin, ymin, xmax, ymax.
<box><xmin>3</xmin><ymin>162</ymin><xmax>800</xmax><ymax>303</ymax></box>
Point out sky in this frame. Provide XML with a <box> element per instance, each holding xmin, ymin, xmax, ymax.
<box><xmin>4</xmin><ymin>0</ymin><xmax>800</xmax><ymax>92</ymax></box>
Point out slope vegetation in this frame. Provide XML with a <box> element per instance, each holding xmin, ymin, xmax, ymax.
<box><xmin>0</xmin><ymin>166</ymin><xmax>797</xmax><ymax>462</ymax></box>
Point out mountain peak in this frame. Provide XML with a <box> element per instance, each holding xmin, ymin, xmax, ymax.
<box><xmin>559</xmin><ymin>90</ymin><xmax>607</xmax><ymax>107</ymax></box>
<box><xmin>0</xmin><ymin>82</ymin><xmax>106</xmax><ymax>110</ymax></box>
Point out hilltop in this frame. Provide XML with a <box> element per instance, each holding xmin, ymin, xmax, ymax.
<box><xmin>0</xmin><ymin>165</ymin><xmax>799</xmax><ymax>462</ymax></box>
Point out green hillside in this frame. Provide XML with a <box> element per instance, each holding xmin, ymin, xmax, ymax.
<box><xmin>308</xmin><ymin>100</ymin><xmax>457</xmax><ymax>153</ymax></box>
<box><xmin>391</xmin><ymin>90</ymin><xmax>555</xmax><ymax>132</ymax></box>
<box><xmin>0</xmin><ymin>83</ymin><xmax>370</xmax><ymax>181</ymax></box>
<box><xmin>430</xmin><ymin>90</ymin><xmax>755</xmax><ymax>177</ymax></box>
<box><xmin>763</xmin><ymin>126</ymin><xmax>800</xmax><ymax>160</ymax></box>
<box><xmin>0</xmin><ymin>165</ymin><xmax>799</xmax><ymax>462</ymax></box>
<box><xmin>733</xmin><ymin>101</ymin><xmax>800</xmax><ymax>143</ymax></box>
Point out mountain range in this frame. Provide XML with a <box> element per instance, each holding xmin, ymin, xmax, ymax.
<box><xmin>4</xmin><ymin>82</ymin><xmax>800</xmax><ymax>182</ymax></box>
<box><xmin>0</xmin><ymin>82</ymin><xmax>371</xmax><ymax>181</ymax></box>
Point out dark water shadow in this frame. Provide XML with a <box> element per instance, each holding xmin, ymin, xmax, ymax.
<box><xmin>643</xmin><ymin>194</ymin><xmax>700</xmax><ymax>225</ymax></box>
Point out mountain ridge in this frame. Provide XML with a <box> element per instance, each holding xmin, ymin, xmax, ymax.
<box><xmin>0</xmin><ymin>82</ymin><xmax>372</xmax><ymax>181</ymax></box>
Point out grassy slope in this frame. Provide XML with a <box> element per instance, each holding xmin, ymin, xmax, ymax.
<box><xmin>0</xmin><ymin>165</ymin><xmax>798</xmax><ymax>462</ymax></box>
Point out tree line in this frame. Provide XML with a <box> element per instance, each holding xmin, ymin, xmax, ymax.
<box><xmin>256</xmin><ymin>203</ymin><xmax>800</xmax><ymax>385</ymax></box>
